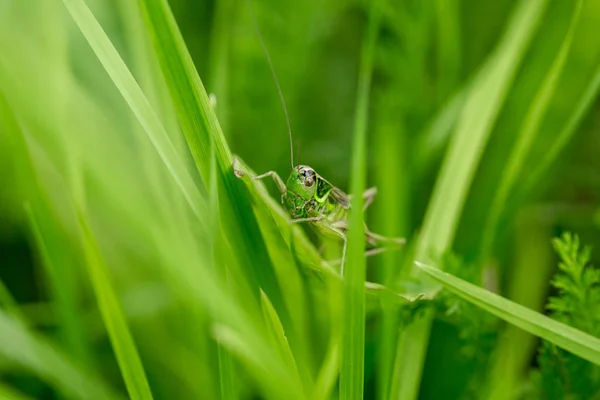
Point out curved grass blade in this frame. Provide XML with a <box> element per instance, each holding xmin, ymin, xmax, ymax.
<box><xmin>212</xmin><ymin>324</ymin><xmax>306</xmax><ymax>400</ymax></box>
<box><xmin>0</xmin><ymin>384</ymin><xmax>34</xmax><ymax>400</ymax></box>
<box><xmin>76</xmin><ymin>209</ymin><xmax>154</xmax><ymax>400</ymax></box>
<box><xmin>209</xmin><ymin>138</ymin><xmax>238</xmax><ymax>400</ymax></box>
<box><xmin>521</xmin><ymin>61</ymin><xmax>600</xmax><ymax>195</ymax></box>
<box><xmin>480</xmin><ymin>0</ymin><xmax>583</xmax><ymax>259</ymax></box>
<box><xmin>136</xmin><ymin>0</ymin><xmax>295</xmax><ymax>350</ymax></box>
<box><xmin>260</xmin><ymin>290</ymin><xmax>303</xmax><ymax>392</ymax></box>
<box><xmin>0</xmin><ymin>311</ymin><xmax>120</xmax><ymax>400</ymax></box>
<box><xmin>59</xmin><ymin>0</ymin><xmax>208</xmax><ymax>230</ymax></box>
<box><xmin>0</xmin><ymin>89</ymin><xmax>90</xmax><ymax>361</ymax></box>
<box><xmin>415</xmin><ymin>261</ymin><xmax>600</xmax><ymax>366</ymax></box>
<box><xmin>0</xmin><ymin>278</ymin><xmax>25</xmax><ymax>324</ymax></box>
<box><xmin>395</xmin><ymin>1</ymin><xmax>548</xmax><ymax>398</ymax></box>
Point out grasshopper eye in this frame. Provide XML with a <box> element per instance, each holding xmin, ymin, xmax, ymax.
<box><xmin>305</xmin><ymin>177</ymin><xmax>315</xmax><ymax>187</ymax></box>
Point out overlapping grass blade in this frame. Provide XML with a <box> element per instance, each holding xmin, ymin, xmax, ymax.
<box><xmin>209</xmin><ymin>136</ymin><xmax>237</xmax><ymax>400</ymax></box>
<box><xmin>212</xmin><ymin>324</ymin><xmax>305</xmax><ymax>400</ymax></box>
<box><xmin>0</xmin><ymin>311</ymin><xmax>120</xmax><ymax>400</ymax></box>
<box><xmin>311</xmin><ymin>341</ymin><xmax>339</xmax><ymax>400</ymax></box>
<box><xmin>480</xmin><ymin>0</ymin><xmax>583</xmax><ymax>259</ymax></box>
<box><xmin>59</xmin><ymin>0</ymin><xmax>207</xmax><ymax>228</ymax></box>
<box><xmin>134</xmin><ymin>1</ymin><xmax>315</xmax><ymax>395</ymax></box>
<box><xmin>0</xmin><ymin>89</ymin><xmax>89</xmax><ymax>361</ymax></box>
<box><xmin>416</xmin><ymin>261</ymin><xmax>600</xmax><ymax>365</ymax></box>
<box><xmin>0</xmin><ymin>278</ymin><xmax>23</xmax><ymax>324</ymax></box>
<box><xmin>260</xmin><ymin>289</ymin><xmax>303</xmax><ymax>390</ymax></box>
<box><xmin>62</xmin><ymin>1</ymin><xmax>313</xmax><ymax>395</ymax></box>
<box><xmin>521</xmin><ymin>61</ymin><xmax>600</xmax><ymax>195</ymax></box>
<box><xmin>135</xmin><ymin>0</ymin><xmax>296</xmax><ymax>352</ymax></box>
<box><xmin>76</xmin><ymin>209</ymin><xmax>154</xmax><ymax>400</ymax></box>
<box><xmin>25</xmin><ymin>203</ymin><xmax>90</xmax><ymax>364</ymax></box>
<box><xmin>395</xmin><ymin>1</ymin><xmax>548</xmax><ymax>398</ymax></box>
<box><xmin>0</xmin><ymin>384</ymin><xmax>34</xmax><ymax>400</ymax></box>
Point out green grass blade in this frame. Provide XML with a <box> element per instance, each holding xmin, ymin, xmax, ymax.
<box><xmin>312</xmin><ymin>341</ymin><xmax>340</xmax><ymax>400</ymax></box>
<box><xmin>416</xmin><ymin>261</ymin><xmax>600</xmax><ymax>366</ymax></box>
<box><xmin>260</xmin><ymin>290</ymin><xmax>303</xmax><ymax>390</ymax></box>
<box><xmin>522</xmin><ymin>61</ymin><xmax>600</xmax><ymax>194</ymax></box>
<box><xmin>0</xmin><ymin>311</ymin><xmax>120</xmax><ymax>400</ymax></box>
<box><xmin>76</xmin><ymin>209</ymin><xmax>154</xmax><ymax>400</ymax></box>
<box><xmin>0</xmin><ymin>90</ymin><xmax>90</xmax><ymax>361</ymax></box>
<box><xmin>0</xmin><ymin>278</ymin><xmax>25</xmax><ymax>324</ymax></box>
<box><xmin>395</xmin><ymin>1</ymin><xmax>548</xmax><ymax>398</ymax></box>
<box><xmin>480</xmin><ymin>0</ymin><xmax>583</xmax><ymax>259</ymax></box>
<box><xmin>340</xmin><ymin>0</ymin><xmax>382</xmax><ymax>398</ymax></box>
<box><xmin>136</xmin><ymin>0</ymin><xmax>294</xmax><ymax>343</ymax></box>
<box><xmin>209</xmin><ymin>140</ymin><xmax>237</xmax><ymax>400</ymax></box>
<box><xmin>212</xmin><ymin>324</ymin><xmax>305</xmax><ymax>400</ymax></box>
<box><xmin>24</xmin><ymin>203</ymin><xmax>91</xmax><ymax>364</ymax></box>
<box><xmin>414</xmin><ymin>0</ymin><xmax>547</xmax><ymax>269</ymax></box>
<box><xmin>484</xmin><ymin>211</ymin><xmax>555</xmax><ymax>400</ymax></box>
<box><xmin>0</xmin><ymin>384</ymin><xmax>34</xmax><ymax>400</ymax></box>
<box><xmin>59</xmin><ymin>0</ymin><xmax>207</xmax><ymax>228</ymax></box>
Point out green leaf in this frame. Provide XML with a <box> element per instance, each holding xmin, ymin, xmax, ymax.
<box><xmin>136</xmin><ymin>0</ymin><xmax>296</xmax><ymax>355</ymax></box>
<box><xmin>0</xmin><ymin>384</ymin><xmax>34</xmax><ymax>400</ymax></box>
<box><xmin>76</xmin><ymin>209</ymin><xmax>154</xmax><ymax>400</ymax></box>
<box><xmin>59</xmin><ymin>0</ymin><xmax>208</xmax><ymax>228</ymax></box>
<box><xmin>212</xmin><ymin>324</ymin><xmax>305</xmax><ymax>400</ymax></box>
<box><xmin>480</xmin><ymin>0</ymin><xmax>583</xmax><ymax>259</ymax></box>
<box><xmin>260</xmin><ymin>290</ymin><xmax>303</xmax><ymax>390</ymax></box>
<box><xmin>340</xmin><ymin>1</ymin><xmax>383</xmax><ymax>397</ymax></box>
<box><xmin>395</xmin><ymin>1</ymin><xmax>548</xmax><ymax>398</ymax></box>
<box><xmin>0</xmin><ymin>311</ymin><xmax>120</xmax><ymax>400</ymax></box>
<box><xmin>416</xmin><ymin>261</ymin><xmax>600</xmax><ymax>366</ymax></box>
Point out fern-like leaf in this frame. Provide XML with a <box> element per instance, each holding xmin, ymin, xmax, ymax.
<box><xmin>532</xmin><ymin>232</ymin><xmax>600</xmax><ymax>399</ymax></box>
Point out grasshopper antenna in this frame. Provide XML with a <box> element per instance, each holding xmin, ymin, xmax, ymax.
<box><xmin>245</xmin><ymin>0</ymin><xmax>295</xmax><ymax>170</ymax></box>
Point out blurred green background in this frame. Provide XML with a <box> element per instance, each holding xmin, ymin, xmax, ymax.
<box><xmin>1</xmin><ymin>0</ymin><xmax>600</xmax><ymax>399</ymax></box>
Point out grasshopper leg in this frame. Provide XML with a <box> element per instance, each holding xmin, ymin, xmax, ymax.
<box><xmin>362</xmin><ymin>187</ymin><xmax>377</xmax><ymax>211</ymax></box>
<box><xmin>231</xmin><ymin>157</ymin><xmax>287</xmax><ymax>194</ymax></box>
<box><xmin>347</xmin><ymin>187</ymin><xmax>378</xmax><ymax>211</ymax></box>
<box><xmin>327</xmin><ymin>247</ymin><xmax>390</xmax><ymax>266</ymax></box>
<box><xmin>313</xmin><ymin>220</ymin><xmax>348</xmax><ymax>275</ymax></box>
<box><xmin>290</xmin><ymin>216</ymin><xmax>324</xmax><ymax>224</ymax></box>
<box><xmin>253</xmin><ymin>171</ymin><xmax>287</xmax><ymax>194</ymax></box>
<box><xmin>365</xmin><ymin>226</ymin><xmax>406</xmax><ymax>247</ymax></box>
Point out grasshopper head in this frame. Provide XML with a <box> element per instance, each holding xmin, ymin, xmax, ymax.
<box><xmin>286</xmin><ymin>165</ymin><xmax>317</xmax><ymax>200</ymax></box>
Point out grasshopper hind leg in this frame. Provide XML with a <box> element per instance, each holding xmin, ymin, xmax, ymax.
<box><xmin>365</xmin><ymin>225</ymin><xmax>406</xmax><ymax>247</ymax></box>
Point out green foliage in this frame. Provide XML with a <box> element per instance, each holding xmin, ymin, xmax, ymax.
<box><xmin>532</xmin><ymin>233</ymin><xmax>600</xmax><ymax>399</ymax></box>
<box><xmin>436</xmin><ymin>253</ymin><xmax>497</xmax><ymax>346</ymax></box>
<box><xmin>1</xmin><ymin>0</ymin><xmax>600</xmax><ymax>399</ymax></box>
<box><xmin>548</xmin><ymin>233</ymin><xmax>600</xmax><ymax>334</ymax></box>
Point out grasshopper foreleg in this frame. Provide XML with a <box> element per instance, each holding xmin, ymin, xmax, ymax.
<box><xmin>232</xmin><ymin>157</ymin><xmax>288</xmax><ymax>195</ymax></box>
<box><xmin>253</xmin><ymin>171</ymin><xmax>287</xmax><ymax>194</ymax></box>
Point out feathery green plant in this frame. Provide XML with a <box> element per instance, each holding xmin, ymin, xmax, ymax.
<box><xmin>532</xmin><ymin>233</ymin><xmax>600</xmax><ymax>399</ymax></box>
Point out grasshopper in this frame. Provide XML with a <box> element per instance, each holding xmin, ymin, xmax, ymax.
<box><xmin>232</xmin><ymin>0</ymin><xmax>405</xmax><ymax>273</ymax></box>
<box><xmin>233</xmin><ymin>159</ymin><xmax>405</xmax><ymax>273</ymax></box>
